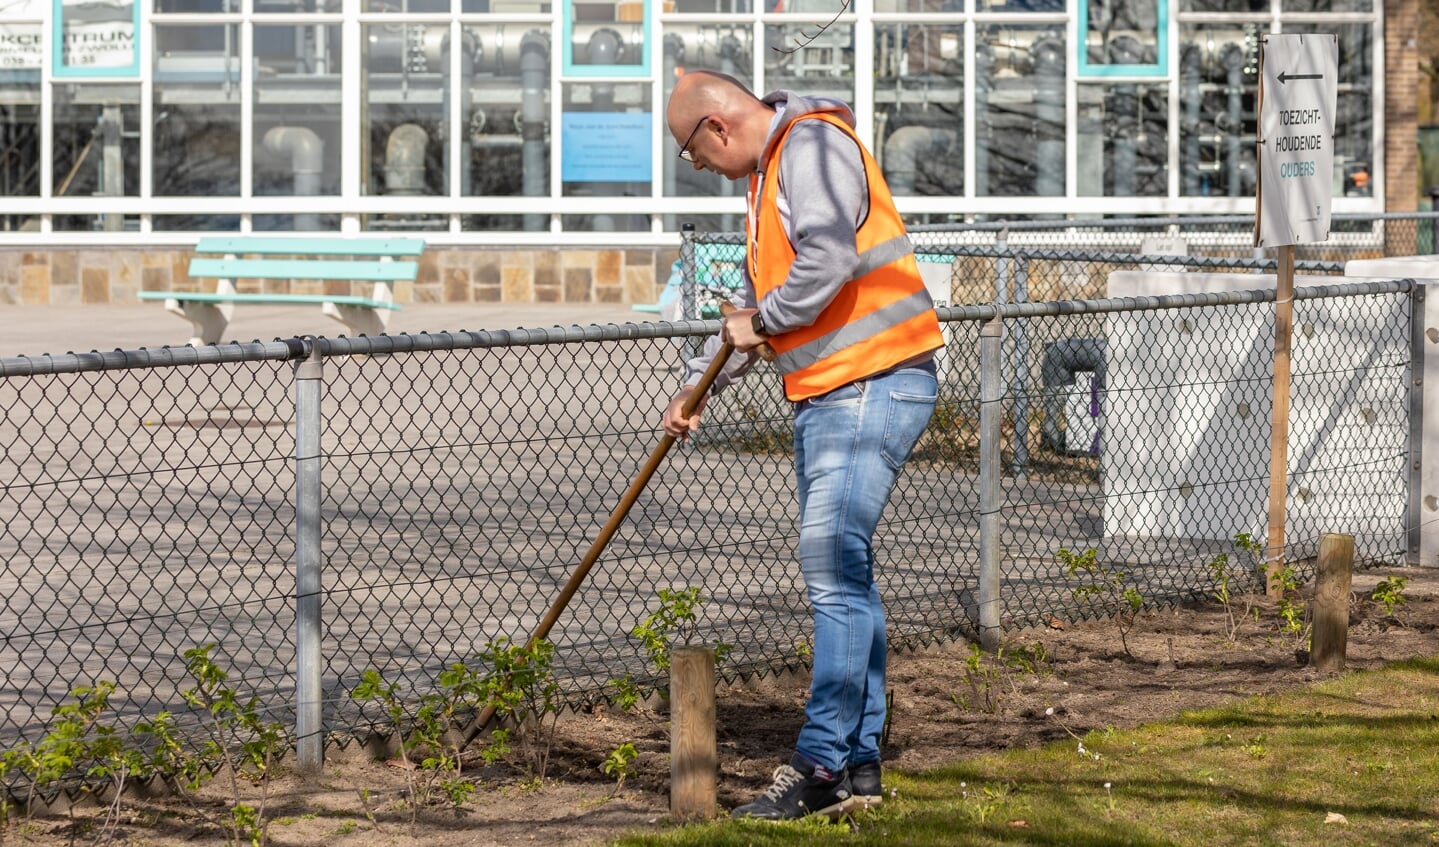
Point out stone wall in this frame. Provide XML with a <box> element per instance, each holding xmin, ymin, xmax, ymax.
<box><xmin>0</xmin><ymin>247</ymin><xmax>676</xmax><ymax>307</ymax></box>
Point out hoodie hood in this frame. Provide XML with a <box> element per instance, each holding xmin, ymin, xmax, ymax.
<box><xmin>758</xmin><ymin>90</ymin><xmax>855</xmax><ymax>169</ymax></box>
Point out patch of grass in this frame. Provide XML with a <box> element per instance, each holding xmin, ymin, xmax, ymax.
<box><xmin>612</xmin><ymin>657</ymin><xmax>1439</xmax><ymax>846</ymax></box>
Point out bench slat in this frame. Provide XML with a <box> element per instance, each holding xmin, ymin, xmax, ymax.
<box><xmin>137</xmin><ymin>291</ymin><xmax>403</xmax><ymax>310</ymax></box>
<box><xmin>187</xmin><ymin>257</ymin><xmax>418</xmax><ymax>282</ymax></box>
<box><xmin>193</xmin><ymin>236</ymin><xmax>426</xmax><ymax>257</ymax></box>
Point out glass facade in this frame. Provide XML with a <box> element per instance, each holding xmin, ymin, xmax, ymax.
<box><xmin>0</xmin><ymin>0</ymin><xmax>1385</xmax><ymax>241</ymax></box>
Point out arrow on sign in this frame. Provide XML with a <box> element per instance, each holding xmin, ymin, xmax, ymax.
<box><xmin>1278</xmin><ymin>70</ymin><xmax>1323</xmax><ymax>84</ymax></box>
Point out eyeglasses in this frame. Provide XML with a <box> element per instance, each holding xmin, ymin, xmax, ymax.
<box><xmin>677</xmin><ymin>114</ymin><xmax>710</xmax><ymax>162</ymax></box>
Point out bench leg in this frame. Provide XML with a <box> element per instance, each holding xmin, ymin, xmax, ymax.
<box><xmin>165</xmin><ymin>279</ymin><xmax>236</xmax><ymax>346</ymax></box>
<box><xmin>321</xmin><ymin>281</ymin><xmax>394</xmax><ymax>337</ymax></box>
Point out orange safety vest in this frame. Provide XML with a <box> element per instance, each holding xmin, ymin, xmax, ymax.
<box><xmin>747</xmin><ymin>110</ymin><xmax>944</xmax><ymax>402</ymax></box>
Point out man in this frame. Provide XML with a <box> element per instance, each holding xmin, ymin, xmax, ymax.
<box><xmin>661</xmin><ymin>71</ymin><xmax>944</xmax><ymax>821</ymax></box>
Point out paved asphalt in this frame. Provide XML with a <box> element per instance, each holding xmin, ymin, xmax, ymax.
<box><xmin>1</xmin><ymin>301</ymin><xmax>651</xmax><ymax>358</ymax></box>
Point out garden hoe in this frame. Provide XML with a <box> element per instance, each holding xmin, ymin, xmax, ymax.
<box><xmin>463</xmin><ymin>304</ymin><xmax>762</xmax><ymax>748</ymax></box>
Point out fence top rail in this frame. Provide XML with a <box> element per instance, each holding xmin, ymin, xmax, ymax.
<box><xmin>0</xmin><ymin>280</ymin><xmax>1412</xmax><ymax>377</ymax></box>
<box><xmin>314</xmin><ymin>318</ymin><xmax>721</xmax><ymax>357</ymax></box>
<box><xmin>687</xmin><ymin>230</ymin><xmax>1346</xmax><ymax>271</ymax></box>
<box><xmin>904</xmin><ymin>212</ymin><xmax>1439</xmax><ymax>233</ymax></box>
<box><xmin>0</xmin><ymin>339</ymin><xmax>305</xmax><ymax>378</ymax></box>
<box><xmin>910</xmin><ymin>243</ymin><xmax>1344</xmax><ymax>272</ymax></box>
<box><xmin>936</xmin><ymin>278</ymin><xmax>1414</xmax><ymax>323</ymax></box>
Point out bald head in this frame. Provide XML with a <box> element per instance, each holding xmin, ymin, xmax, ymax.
<box><xmin>667</xmin><ymin>71</ymin><xmax>754</xmax><ymax>129</ymax></box>
<box><xmin>666</xmin><ymin>71</ymin><xmax>774</xmax><ymax>179</ymax></box>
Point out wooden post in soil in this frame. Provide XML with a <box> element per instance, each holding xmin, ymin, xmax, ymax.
<box><xmin>1265</xmin><ymin>244</ymin><xmax>1296</xmax><ymax>598</ymax></box>
<box><xmin>1310</xmin><ymin>532</ymin><xmax>1355</xmax><ymax>673</ymax></box>
<box><xmin>670</xmin><ymin>646</ymin><xmax>717</xmax><ymax>819</ymax></box>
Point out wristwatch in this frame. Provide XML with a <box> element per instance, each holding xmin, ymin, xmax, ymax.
<box><xmin>751</xmin><ymin>311</ymin><xmax>768</xmax><ymax>337</ymax></box>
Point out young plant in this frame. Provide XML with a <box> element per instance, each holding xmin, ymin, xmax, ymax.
<box><xmin>6</xmin><ymin>681</ymin><xmax>138</xmax><ymax>842</ymax></box>
<box><xmin>630</xmin><ymin>587</ymin><xmax>733</xmax><ymax>685</ymax></box>
<box><xmin>1208</xmin><ymin>537</ymin><xmax>1262</xmax><ymax>643</ymax></box>
<box><xmin>353</xmin><ymin>666</ymin><xmax>485</xmax><ymax>827</ymax></box>
<box><xmin>1272</xmin><ymin>566</ymin><xmax>1312</xmax><ymax>651</ymax></box>
<box><xmin>1059</xmin><ymin>547</ymin><xmax>1143</xmax><ymax>658</ymax></box>
<box><xmin>351</xmin><ymin>669</ymin><xmax>421</xmax><ymax>821</ymax></box>
<box><xmin>476</xmin><ymin>637</ymin><xmax>562</xmax><ymax>782</ymax></box>
<box><xmin>953</xmin><ymin>642</ymin><xmax>1051</xmax><ymax>714</ymax></box>
<box><xmin>133</xmin><ymin>709</ymin><xmax>220</xmax><ymax>803</ymax></box>
<box><xmin>415</xmin><ymin>661</ymin><xmax>485</xmax><ymax>813</ymax></box>
<box><xmin>181</xmin><ymin>643</ymin><xmax>287</xmax><ymax>847</ymax></box>
<box><xmin>1371</xmin><ymin>576</ymin><xmax>1408</xmax><ymax>618</ymax></box>
<box><xmin>1234</xmin><ymin>532</ymin><xmax>1265</xmax><ymax>574</ymax></box>
<box><xmin>958</xmin><ymin>643</ymin><xmax>1003</xmax><ymax>714</ymax></box>
<box><xmin>600</xmin><ymin>743</ymin><xmax>638</xmax><ymax>794</ymax></box>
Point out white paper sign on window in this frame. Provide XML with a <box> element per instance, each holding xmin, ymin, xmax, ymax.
<box><xmin>0</xmin><ymin>0</ymin><xmax>46</xmax><ymax>70</ymax></box>
<box><xmin>60</xmin><ymin>0</ymin><xmax>136</xmax><ymax>70</ymax></box>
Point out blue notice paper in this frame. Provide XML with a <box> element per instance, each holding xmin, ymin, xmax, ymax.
<box><xmin>561</xmin><ymin>112</ymin><xmax>652</xmax><ymax>183</ymax></box>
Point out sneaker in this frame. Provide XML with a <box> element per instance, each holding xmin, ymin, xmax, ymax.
<box><xmin>730</xmin><ymin>759</ymin><xmax>854</xmax><ymax>821</ymax></box>
<box><xmin>849</xmin><ymin>760</ymin><xmax>883</xmax><ymax>809</ymax></box>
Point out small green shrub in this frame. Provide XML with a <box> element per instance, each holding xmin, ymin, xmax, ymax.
<box><xmin>1371</xmin><ymin>576</ymin><xmax>1408</xmax><ymax>617</ymax></box>
<box><xmin>1060</xmin><ymin>547</ymin><xmax>1143</xmax><ymax>657</ymax></box>
<box><xmin>476</xmin><ymin>637</ymin><xmax>562</xmax><ymax>781</ymax></box>
<box><xmin>601</xmin><ymin>743</ymin><xmax>638</xmax><ymax>793</ymax></box>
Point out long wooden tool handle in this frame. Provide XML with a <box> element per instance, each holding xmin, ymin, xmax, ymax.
<box><xmin>464</xmin><ymin>334</ymin><xmax>736</xmax><ymax>745</ymax></box>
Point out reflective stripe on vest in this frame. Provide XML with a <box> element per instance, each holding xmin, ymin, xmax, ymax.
<box><xmin>748</xmin><ymin>110</ymin><xmax>943</xmax><ymax>401</ymax></box>
<box><xmin>772</xmin><ymin>287</ymin><xmax>933</xmax><ymax>374</ymax></box>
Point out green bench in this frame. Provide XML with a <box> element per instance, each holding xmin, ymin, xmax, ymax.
<box><xmin>138</xmin><ymin>236</ymin><xmax>425</xmax><ymax>346</ymax></box>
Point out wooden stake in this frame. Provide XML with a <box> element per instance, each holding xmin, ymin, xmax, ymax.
<box><xmin>1310</xmin><ymin>533</ymin><xmax>1355</xmax><ymax>673</ymax></box>
<box><xmin>670</xmin><ymin>646</ymin><xmax>717</xmax><ymax>820</ymax></box>
<box><xmin>1266</xmin><ymin>245</ymin><xmax>1296</xmax><ymax>598</ymax></box>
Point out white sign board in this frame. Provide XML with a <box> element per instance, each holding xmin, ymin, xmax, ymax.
<box><xmin>58</xmin><ymin>0</ymin><xmax>138</xmax><ymax>73</ymax></box>
<box><xmin>0</xmin><ymin>0</ymin><xmax>46</xmax><ymax>70</ymax></box>
<box><xmin>1255</xmin><ymin>33</ymin><xmax>1338</xmax><ymax>249</ymax></box>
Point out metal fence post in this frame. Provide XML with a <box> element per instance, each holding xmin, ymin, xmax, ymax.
<box><xmin>1412</xmin><ymin>283</ymin><xmax>1436</xmax><ymax>567</ymax></box>
<box><xmin>293</xmin><ymin>339</ymin><xmax>324</xmax><ymax>774</ymax></box>
<box><xmin>978</xmin><ymin>312</ymin><xmax>1004</xmax><ymax>650</ymax></box>
<box><xmin>1012</xmin><ymin>256</ymin><xmax>1030</xmax><ymax>480</ymax></box>
<box><xmin>680</xmin><ymin>223</ymin><xmax>699</xmax><ymax>364</ymax></box>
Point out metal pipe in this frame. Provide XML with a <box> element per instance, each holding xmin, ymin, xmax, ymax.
<box><xmin>1012</xmin><ymin>257</ymin><xmax>1030</xmax><ymax>479</ymax></box>
<box><xmin>1223</xmin><ymin>42</ymin><xmax>1245</xmax><ymax>197</ymax></box>
<box><xmin>520</xmin><ymin>30</ymin><xmax>549</xmax><ymax>232</ymax></box>
<box><xmin>384</xmin><ymin>123</ymin><xmax>428</xmax><ymax>197</ymax></box>
<box><xmin>1410</xmin><ymin>283</ymin><xmax>1435</xmax><ymax>567</ymax></box>
<box><xmin>293</xmin><ymin>340</ymin><xmax>324</xmax><ymax>774</ymax></box>
<box><xmin>1040</xmin><ymin>337</ymin><xmax>1107</xmax><ymax>453</ymax></box>
<box><xmin>101</xmin><ymin>105</ymin><xmax>124</xmax><ymax>231</ymax></box>
<box><xmin>882</xmin><ymin>125</ymin><xmax>957</xmax><ymax>196</ymax></box>
<box><xmin>975</xmin><ymin>44</ymin><xmax>993</xmax><ymax>197</ymax></box>
<box><xmin>978</xmin><ymin>312</ymin><xmax>1003</xmax><ymax>650</ymax></box>
<box><xmin>1032</xmin><ymin>36</ymin><xmax>1064</xmax><ymax>198</ymax></box>
<box><xmin>263</xmin><ymin>126</ymin><xmax>324</xmax><ymax>230</ymax></box>
<box><xmin>1181</xmin><ymin>43</ymin><xmax>1201</xmax><ymax>195</ymax></box>
<box><xmin>680</xmin><ymin>224</ymin><xmax>700</xmax><ymax>363</ymax></box>
<box><xmin>588</xmin><ymin>28</ymin><xmax>623</xmax><ymax>232</ymax></box>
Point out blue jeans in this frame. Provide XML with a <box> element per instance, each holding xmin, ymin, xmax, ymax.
<box><xmin>791</xmin><ymin>360</ymin><xmax>938</xmax><ymax>774</ymax></box>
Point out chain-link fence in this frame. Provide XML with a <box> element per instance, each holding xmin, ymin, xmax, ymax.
<box><xmin>0</xmin><ymin>249</ymin><xmax>1420</xmax><ymax>794</ymax></box>
<box><xmin>680</xmin><ymin>213</ymin><xmax>1439</xmax><ymax>315</ymax></box>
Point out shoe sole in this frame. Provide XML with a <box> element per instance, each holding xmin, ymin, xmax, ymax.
<box><xmin>731</xmin><ymin>799</ymin><xmax>853</xmax><ymax>822</ymax></box>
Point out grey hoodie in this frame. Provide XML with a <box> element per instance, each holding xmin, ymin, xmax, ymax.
<box><xmin>682</xmin><ymin>91</ymin><xmax>873</xmax><ymax>394</ymax></box>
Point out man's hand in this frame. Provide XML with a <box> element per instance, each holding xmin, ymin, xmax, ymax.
<box><xmin>662</xmin><ymin>386</ymin><xmax>710</xmax><ymax>440</ymax></box>
<box><xmin>721</xmin><ymin>307</ymin><xmax>769</xmax><ymax>353</ymax></box>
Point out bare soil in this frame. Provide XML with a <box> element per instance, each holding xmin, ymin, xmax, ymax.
<box><xmin>10</xmin><ymin>566</ymin><xmax>1439</xmax><ymax>847</ymax></box>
